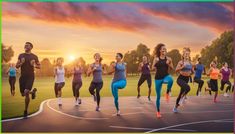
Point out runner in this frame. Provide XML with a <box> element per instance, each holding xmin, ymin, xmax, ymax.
<box><xmin>54</xmin><ymin>57</ymin><xmax>65</xmax><ymax>106</ymax></box>
<box><xmin>71</xmin><ymin>59</ymin><xmax>83</xmax><ymax>106</ymax></box>
<box><xmin>87</xmin><ymin>53</ymin><xmax>105</xmax><ymax>111</ymax></box>
<box><xmin>220</xmin><ymin>62</ymin><xmax>232</xmax><ymax>97</ymax></box>
<box><xmin>137</xmin><ymin>55</ymin><xmax>152</xmax><ymax>101</ymax></box>
<box><xmin>205</xmin><ymin>61</ymin><xmax>220</xmax><ymax>103</ymax></box>
<box><xmin>109</xmin><ymin>53</ymin><xmax>127</xmax><ymax>116</ymax></box>
<box><xmin>152</xmin><ymin>43</ymin><xmax>174</xmax><ymax>118</ymax></box>
<box><xmin>173</xmin><ymin>47</ymin><xmax>193</xmax><ymax>113</ymax></box>
<box><xmin>16</xmin><ymin>42</ymin><xmax>40</xmax><ymax>118</ymax></box>
<box><xmin>6</xmin><ymin>63</ymin><xmax>17</xmax><ymax>96</ymax></box>
<box><xmin>193</xmin><ymin>58</ymin><xmax>206</xmax><ymax>96</ymax></box>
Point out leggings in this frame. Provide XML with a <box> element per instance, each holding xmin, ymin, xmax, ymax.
<box><xmin>176</xmin><ymin>75</ymin><xmax>190</xmax><ymax>106</ymax></box>
<box><xmin>155</xmin><ymin>75</ymin><xmax>173</xmax><ymax>112</ymax></box>
<box><xmin>89</xmin><ymin>82</ymin><xmax>103</xmax><ymax>106</ymax></box>
<box><xmin>72</xmin><ymin>81</ymin><xmax>82</xmax><ymax>98</ymax></box>
<box><xmin>220</xmin><ymin>80</ymin><xmax>232</xmax><ymax>93</ymax></box>
<box><xmin>194</xmin><ymin>77</ymin><xmax>204</xmax><ymax>95</ymax></box>
<box><xmin>9</xmin><ymin>76</ymin><xmax>16</xmax><ymax>93</ymax></box>
<box><xmin>111</xmin><ymin>80</ymin><xmax>127</xmax><ymax>111</ymax></box>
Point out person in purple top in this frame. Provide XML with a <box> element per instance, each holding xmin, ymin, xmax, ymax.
<box><xmin>220</xmin><ymin>62</ymin><xmax>232</xmax><ymax>97</ymax></box>
<box><xmin>71</xmin><ymin>59</ymin><xmax>83</xmax><ymax>106</ymax></box>
<box><xmin>137</xmin><ymin>55</ymin><xmax>152</xmax><ymax>101</ymax></box>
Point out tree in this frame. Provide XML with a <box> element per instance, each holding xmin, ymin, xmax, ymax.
<box><xmin>166</xmin><ymin>49</ymin><xmax>181</xmax><ymax>69</ymax></box>
<box><xmin>123</xmin><ymin>50</ymin><xmax>138</xmax><ymax>75</ymax></box>
<box><xmin>36</xmin><ymin>58</ymin><xmax>54</xmax><ymax>76</ymax></box>
<box><xmin>2</xmin><ymin>44</ymin><xmax>14</xmax><ymax>63</ymax></box>
<box><xmin>200</xmin><ymin>30</ymin><xmax>233</xmax><ymax>68</ymax></box>
<box><xmin>136</xmin><ymin>43</ymin><xmax>150</xmax><ymax>63</ymax></box>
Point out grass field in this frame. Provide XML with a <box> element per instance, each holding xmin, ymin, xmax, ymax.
<box><xmin>2</xmin><ymin>75</ymin><xmax>232</xmax><ymax>119</ymax></box>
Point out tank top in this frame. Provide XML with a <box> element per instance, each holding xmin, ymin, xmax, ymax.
<box><xmin>91</xmin><ymin>63</ymin><xmax>103</xmax><ymax>83</ymax></box>
<box><xmin>221</xmin><ymin>68</ymin><xmax>230</xmax><ymax>81</ymax></box>
<box><xmin>55</xmin><ymin>67</ymin><xmax>65</xmax><ymax>83</ymax></box>
<box><xmin>210</xmin><ymin>68</ymin><xmax>220</xmax><ymax>80</ymax></box>
<box><xmin>181</xmin><ymin>61</ymin><xmax>192</xmax><ymax>72</ymax></box>
<box><xmin>9</xmin><ymin>67</ymin><xmax>16</xmax><ymax>77</ymax></box>
<box><xmin>141</xmin><ymin>63</ymin><xmax>151</xmax><ymax>75</ymax></box>
<box><xmin>73</xmin><ymin>67</ymin><xmax>82</xmax><ymax>83</ymax></box>
<box><xmin>113</xmin><ymin>62</ymin><xmax>126</xmax><ymax>82</ymax></box>
<box><xmin>154</xmin><ymin>57</ymin><xmax>169</xmax><ymax>80</ymax></box>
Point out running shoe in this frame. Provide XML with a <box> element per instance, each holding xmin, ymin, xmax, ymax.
<box><xmin>23</xmin><ymin>110</ymin><xmax>28</xmax><ymax>118</ymax></box>
<box><xmin>116</xmin><ymin>110</ymin><xmax>121</xmax><ymax>116</ymax></box>
<box><xmin>137</xmin><ymin>94</ymin><xmax>141</xmax><ymax>99</ymax></box>
<box><xmin>31</xmin><ymin>88</ymin><xmax>37</xmax><ymax>99</ymax></box>
<box><xmin>148</xmin><ymin>96</ymin><xmax>151</xmax><ymax>101</ymax></box>
<box><xmin>75</xmin><ymin>100</ymin><xmax>79</xmax><ymax>106</ymax></box>
<box><xmin>224</xmin><ymin>93</ymin><xmax>229</xmax><ymax>97</ymax></box>
<box><xmin>156</xmin><ymin>112</ymin><xmax>162</xmax><ymax>118</ymax></box>
<box><xmin>96</xmin><ymin>106</ymin><xmax>100</xmax><ymax>112</ymax></box>
<box><xmin>173</xmin><ymin>107</ymin><xmax>178</xmax><ymax>113</ymax></box>
<box><xmin>78</xmin><ymin>99</ymin><xmax>82</xmax><ymax>104</ymax></box>
<box><xmin>214</xmin><ymin>99</ymin><xmax>218</xmax><ymax>103</ymax></box>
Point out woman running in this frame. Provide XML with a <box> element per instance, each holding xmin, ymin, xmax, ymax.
<box><xmin>71</xmin><ymin>59</ymin><xmax>83</xmax><ymax>106</ymax></box>
<box><xmin>152</xmin><ymin>43</ymin><xmax>174</xmax><ymax>118</ymax></box>
<box><xmin>109</xmin><ymin>53</ymin><xmax>127</xmax><ymax>116</ymax></box>
<box><xmin>6</xmin><ymin>63</ymin><xmax>17</xmax><ymax>96</ymax></box>
<box><xmin>137</xmin><ymin>55</ymin><xmax>152</xmax><ymax>101</ymax></box>
<box><xmin>205</xmin><ymin>61</ymin><xmax>220</xmax><ymax>103</ymax></box>
<box><xmin>193</xmin><ymin>58</ymin><xmax>206</xmax><ymax>96</ymax></box>
<box><xmin>87</xmin><ymin>53</ymin><xmax>105</xmax><ymax>111</ymax></box>
<box><xmin>173</xmin><ymin>47</ymin><xmax>193</xmax><ymax>113</ymax></box>
<box><xmin>220</xmin><ymin>62</ymin><xmax>232</xmax><ymax>97</ymax></box>
<box><xmin>54</xmin><ymin>57</ymin><xmax>65</xmax><ymax>106</ymax></box>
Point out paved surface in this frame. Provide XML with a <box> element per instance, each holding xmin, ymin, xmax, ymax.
<box><xmin>2</xmin><ymin>95</ymin><xmax>234</xmax><ymax>132</ymax></box>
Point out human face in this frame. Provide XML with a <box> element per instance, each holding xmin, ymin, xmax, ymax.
<box><xmin>116</xmin><ymin>54</ymin><xmax>122</xmax><ymax>62</ymax></box>
<box><xmin>160</xmin><ymin>46</ymin><xmax>167</xmax><ymax>56</ymax></box>
<box><xmin>183</xmin><ymin>50</ymin><xmax>190</xmax><ymax>60</ymax></box>
<box><xmin>142</xmin><ymin>56</ymin><xmax>148</xmax><ymax>63</ymax></box>
<box><xmin>24</xmin><ymin>43</ymin><xmax>32</xmax><ymax>53</ymax></box>
<box><xmin>94</xmin><ymin>53</ymin><xmax>101</xmax><ymax>62</ymax></box>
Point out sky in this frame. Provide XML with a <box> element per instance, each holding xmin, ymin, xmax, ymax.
<box><xmin>2</xmin><ymin>2</ymin><xmax>233</xmax><ymax>64</ymax></box>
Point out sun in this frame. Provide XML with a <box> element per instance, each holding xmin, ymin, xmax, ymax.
<box><xmin>68</xmin><ymin>55</ymin><xmax>76</xmax><ymax>62</ymax></box>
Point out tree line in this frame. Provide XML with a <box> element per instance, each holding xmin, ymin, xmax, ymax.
<box><xmin>2</xmin><ymin>30</ymin><xmax>233</xmax><ymax>77</ymax></box>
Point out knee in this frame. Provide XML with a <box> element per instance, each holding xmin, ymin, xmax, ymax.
<box><xmin>24</xmin><ymin>90</ymin><xmax>30</xmax><ymax>96</ymax></box>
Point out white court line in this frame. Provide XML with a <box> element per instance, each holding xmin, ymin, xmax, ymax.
<box><xmin>145</xmin><ymin>118</ymin><xmax>232</xmax><ymax>133</ymax></box>
<box><xmin>46</xmin><ymin>99</ymin><xmax>110</xmax><ymax>120</ymax></box>
<box><xmin>2</xmin><ymin>99</ymin><xmax>48</xmax><ymax>123</ymax></box>
<box><xmin>109</xmin><ymin>126</ymin><xmax>196</xmax><ymax>132</ymax></box>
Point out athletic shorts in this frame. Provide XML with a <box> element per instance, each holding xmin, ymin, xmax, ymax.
<box><xmin>19</xmin><ymin>75</ymin><xmax>35</xmax><ymax>96</ymax></box>
<box><xmin>210</xmin><ymin>79</ymin><xmax>218</xmax><ymax>92</ymax></box>
<box><xmin>54</xmin><ymin>82</ymin><xmax>65</xmax><ymax>96</ymax></box>
<box><xmin>137</xmin><ymin>74</ymin><xmax>152</xmax><ymax>88</ymax></box>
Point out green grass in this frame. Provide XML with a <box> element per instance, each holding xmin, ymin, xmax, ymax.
<box><xmin>2</xmin><ymin>75</ymin><xmax>232</xmax><ymax>119</ymax></box>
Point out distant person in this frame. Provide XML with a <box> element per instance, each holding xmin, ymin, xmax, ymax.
<box><xmin>193</xmin><ymin>58</ymin><xmax>206</xmax><ymax>96</ymax></box>
<box><xmin>71</xmin><ymin>59</ymin><xmax>83</xmax><ymax>106</ymax></box>
<box><xmin>137</xmin><ymin>55</ymin><xmax>152</xmax><ymax>101</ymax></box>
<box><xmin>109</xmin><ymin>53</ymin><xmax>127</xmax><ymax>116</ymax></box>
<box><xmin>54</xmin><ymin>57</ymin><xmax>65</xmax><ymax>106</ymax></box>
<box><xmin>152</xmin><ymin>43</ymin><xmax>174</xmax><ymax>118</ymax></box>
<box><xmin>16</xmin><ymin>42</ymin><xmax>40</xmax><ymax>118</ymax></box>
<box><xmin>220</xmin><ymin>62</ymin><xmax>232</xmax><ymax>97</ymax></box>
<box><xmin>6</xmin><ymin>63</ymin><xmax>17</xmax><ymax>96</ymax></box>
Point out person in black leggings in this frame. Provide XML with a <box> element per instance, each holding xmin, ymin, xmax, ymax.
<box><xmin>173</xmin><ymin>47</ymin><xmax>193</xmax><ymax>113</ymax></box>
<box><xmin>137</xmin><ymin>55</ymin><xmax>152</xmax><ymax>101</ymax></box>
<box><xmin>193</xmin><ymin>58</ymin><xmax>206</xmax><ymax>96</ymax></box>
<box><xmin>7</xmin><ymin>63</ymin><xmax>17</xmax><ymax>96</ymax></box>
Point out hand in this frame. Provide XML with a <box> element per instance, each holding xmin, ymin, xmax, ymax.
<box><xmin>166</xmin><ymin>59</ymin><xmax>171</xmax><ymax>65</ymax></box>
<box><xmin>30</xmin><ymin>60</ymin><xmax>35</xmax><ymax>66</ymax></box>
<box><xmin>140</xmin><ymin>63</ymin><xmax>144</xmax><ymax>68</ymax></box>
<box><xmin>21</xmin><ymin>58</ymin><xmax>25</xmax><ymax>64</ymax></box>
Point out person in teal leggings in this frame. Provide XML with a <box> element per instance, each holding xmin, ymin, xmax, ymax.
<box><xmin>152</xmin><ymin>43</ymin><xmax>174</xmax><ymax>118</ymax></box>
<box><xmin>109</xmin><ymin>53</ymin><xmax>127</xmax><ymax>116</ymax></box>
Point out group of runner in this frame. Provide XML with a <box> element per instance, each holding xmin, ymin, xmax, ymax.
<box><xmin>7</xmin><ymin>42</ymin><xmax>233</xmax><ymax>118</ymax></box>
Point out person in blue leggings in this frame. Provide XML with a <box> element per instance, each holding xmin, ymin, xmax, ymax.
<box><xmin>152</xmin><ymin>43</ymin><xmax>174</xmax><ymax>118</ymax></box>
<box><xmin>109</xmin><ymin>53</ymin><xmax>127</xmax><ymax>116</ymax></box>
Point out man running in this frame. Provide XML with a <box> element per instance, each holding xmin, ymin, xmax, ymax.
<box><xmin>16</xmin><ymin>42</ymin><xmax>40</xmax><ymax>118</ymax></box>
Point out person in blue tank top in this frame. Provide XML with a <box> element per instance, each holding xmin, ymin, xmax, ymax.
<box><xmin>109</xmin><ymin>53</ymin><xmax>127</xmax><ymax>116</ymax></box>
<box><xmin>7</xmin><ymin>63</ymin><xmax>17</xmax><ymax>96</ymax></box>
<box><xmin>137</xmin><ymin>55</ymin><xmax>152</xmax><ymax>101</ymax></box>
<box><xmin>87</xmin><ymin>53</ymin><xmax>106</xmax><ymax>111</ymax></box>
<box><xmin>152</xmin><ymin>43</ymin><xmax>174</xmax><ymax>118</ymax></box>
<box><xmin>193</xmin><ymin>58</ymin><xmax>206</xmax><ymax>96</ymax></box>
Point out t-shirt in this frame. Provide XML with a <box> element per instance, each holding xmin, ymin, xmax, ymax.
<box><xmin>194</xmin><ymin>64</ymin><xmax>204</xmax><ymax>79</ymax></box>
<box><xmin>18</xmin><ymin>53</ymin><xmax>39</xmax><ymax>76</ymax></box>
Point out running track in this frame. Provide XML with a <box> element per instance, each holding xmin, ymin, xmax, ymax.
<box><xmin>2</xmin><ymin>95</ymin><xmax>234</xmax><ymax>132</ymax></box>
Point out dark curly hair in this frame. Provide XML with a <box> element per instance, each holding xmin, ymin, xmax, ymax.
<box><xmin>154</xmin><ymin>43</ymin><xmax>165</xmax><ymax>57</ymax></box>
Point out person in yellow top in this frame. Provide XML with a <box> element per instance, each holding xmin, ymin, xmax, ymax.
<box><xmin>205</xmin><ymin>61</ymin><xmax>221</xmax><ymax>103</ymax></box>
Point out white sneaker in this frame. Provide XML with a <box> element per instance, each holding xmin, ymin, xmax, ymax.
<box><xmin>198</xmin><ymin>92</ymin><xmax>201</xmax><ymax>96</ymax></box>
<box><xmin>58</xmin><ymin>97</ymin><xmax>62</xmax><ymax>106</ymax></box>
<box><xmin>116</xmin><ymin>110</ymin><xmax>121</xmax><ymax>116</ymax></box>
<box><xmin>75</xmin><ymin>100</ymin><xmax>79</xmax><ymax>106</ymax></box>
<box><xmin>169</xmin><ymin>92</ymin><xmax>172</xmax><ymax>97</ymax></box>
<box><xmin>224</xmin><ymin>93</ymin><xmax>229</xmax><ymax>97</ymax></box>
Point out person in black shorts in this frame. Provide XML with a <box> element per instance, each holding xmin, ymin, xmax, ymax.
<box><xmin>16</xmin><ymin>42</ymin><xmax>40</xmax><ymax>118</ymax></box>
<box><xmin>137</xmin><ymin>55</ymin><xmax>152</xmax><ymax>101</ymax></box>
